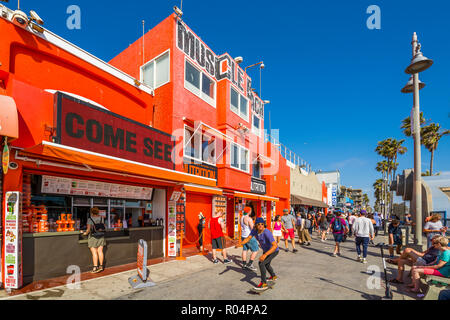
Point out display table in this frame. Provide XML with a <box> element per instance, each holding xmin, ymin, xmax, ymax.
<box><xmin>22</xmin><ymin>226</ymin><xmax>164</xmax><ymax>284</ymax></box>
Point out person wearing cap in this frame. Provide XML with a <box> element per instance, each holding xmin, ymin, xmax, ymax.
<box><xmin>240</xmin><ymin>206</ymin><xmax>259</xmax><ymax>271</ymax></box>
<box><xmin>237</xmin><ymin>217</ymin><xmax>279</xmax><ymax>292</ymax></box>
<box><xmin>281</xmin><ymin>209</ymin><xmax>298</xmax><ymax>253</ymax></box>
<box><xmin>352</xmin><ymin>210</ymin><xmax>375</xmax><ymax>263</ymax></box>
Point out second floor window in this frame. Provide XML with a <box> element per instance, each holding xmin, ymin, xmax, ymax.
<box><xmin>230</xmin><ymin>143</ymin><xmax>249</xmax><ymax>173</ymax></box>
<box><xmin>141</xmin><ymin>50</ymin><xmax>170</xmax><ymax>89</ymax></box>
<box><xmin>230</xmin><ymin>86</ymin><xmax>248</xmax><ymax>121</ymax></box>
<box><xmin>184</xmin><ymin>126</ymin><xmax>216</xmax><ymax>165</ymax></box>
<box><xmin>185</xmin><ymin>59</ymin><xmax>216</xmax><ymax>107</ymax></box>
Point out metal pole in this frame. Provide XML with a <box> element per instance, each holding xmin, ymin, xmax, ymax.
<box><xmin>412</xmin><ymin>33</ymin><xmax>423</xmax><ymax>247</ymax></box>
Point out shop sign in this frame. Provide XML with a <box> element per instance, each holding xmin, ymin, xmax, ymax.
<box><xmin>177</xmin><ymin>21</ymin><xmax>263</xmax><ymax>118</ymax></box>
<box><xmin>55</xmin><ymin>93</ymin><xmax>175</xmax><ymax>170</ymax></box>
<box><xmin>40</xmin><ymin>175</ymin><xmax>153</xmax><ymax>200</ymax></box>
<box><xmin>4</xmin><ymin>192</ymin><xmax>22</xmax><ymax>289</ymax></box>
<box><xmin>251</xmin><ymin>178</ymin><xmax>266</xmax><ymax>195</ymax></box>
<box><xmin>183</xmin><ymin>162</ymin><xmax>217</xmax><ymax>180</ymax></box>
<box><xmin>168</xmin><ymin>201</ymin><xmax>177</xmax><ymax>257</ymax></box>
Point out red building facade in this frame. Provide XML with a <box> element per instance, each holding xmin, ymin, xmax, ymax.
<box><xmin>0</xmin><ymin>6</ymin><xmax>290</xmax><ymax>287</ymax></box>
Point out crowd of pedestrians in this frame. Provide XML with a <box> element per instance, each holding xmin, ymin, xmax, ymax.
<box><xmin>209</xmin><ymin>205</ymin><xmax>449</xmax><ymax>296</ymax></box>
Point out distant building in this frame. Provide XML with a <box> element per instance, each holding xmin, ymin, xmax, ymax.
<box><xmin>316</xmin><ymin>170</ymin><xmax>340</xmax><ymax>207</ymax></box>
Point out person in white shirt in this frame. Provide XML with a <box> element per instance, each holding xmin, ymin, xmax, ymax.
<box><xmin>352</xmin><ymin>210</ymin><xmax>375</xmax><ymax>264</ymax></box>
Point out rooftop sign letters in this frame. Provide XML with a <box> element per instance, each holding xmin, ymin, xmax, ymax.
<box><xmin>55</xmin><ymin>93</ymin><xmax>175</xmax><ymax>170</ymax></box>
<box><xmin>177</xmin><ymin>21</ymin><xmax>264</xmax><ymax>118</ymax></box>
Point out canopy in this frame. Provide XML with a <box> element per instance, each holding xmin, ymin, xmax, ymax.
<box><xmin>291</xmin><ymin>194</ymin><xmax>327</xmax><ymax>208</ymax></box>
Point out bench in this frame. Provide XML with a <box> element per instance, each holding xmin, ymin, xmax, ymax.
<box><xmin>421</xmin><ymin>275</ymin><xmax>450</xmax><ymax>300</ymax></box>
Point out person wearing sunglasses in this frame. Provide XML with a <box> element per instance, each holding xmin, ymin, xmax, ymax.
<box><xmin>237</xmin><ymin>217</ymin><xmax>279</xmax><ymax>292</ymax></box>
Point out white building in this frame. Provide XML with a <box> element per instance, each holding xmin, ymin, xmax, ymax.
<box><xmin>316</xmin><ymin>170</ymin><xmax>341</xmax><ymax>207</ymax></box>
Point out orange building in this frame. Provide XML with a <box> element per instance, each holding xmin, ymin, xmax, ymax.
<box><xmin>0</xmin><ymin>5</ymin><xmax>289</xmax><ymax>287</ymax></box>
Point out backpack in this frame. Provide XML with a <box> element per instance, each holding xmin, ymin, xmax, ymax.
<box><xmin>304</xmin><ymin>219</ymin><xmax>311</xmax><ymax>229</ymax></box>
<box><xmin>332</xmin><ymin>218</ymin><xmax>343</xmax><ymax>232</ymax></box>
<box><xmin>296</xmin><ymin>216</ymin><xmax>302</xmax><ymax>226</ymax></box>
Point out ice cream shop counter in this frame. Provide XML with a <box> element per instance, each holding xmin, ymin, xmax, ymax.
<box><xmin>22</xmin><ymin>226</ymin><xmax>164</xmax><ymax>284</ymax></box>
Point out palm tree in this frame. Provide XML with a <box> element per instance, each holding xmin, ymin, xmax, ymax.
<box><xmin>375</xmin><ymin>139</ymin><xmax>407</xmax><ymax>218</ymax></box>
<box><xmin>401</xmin><ymin>112</ymin><xmax>426</xmax><ymax>137</ymax></box>
<box><xmin>421</xmin><ymin>123</ymin><xmax>450</xmax><ymax>176</ymax></box>
<box><xmin>362</xmin><ymin>193</ymin><xmax>370</xmax><ymax>208</ymax></box>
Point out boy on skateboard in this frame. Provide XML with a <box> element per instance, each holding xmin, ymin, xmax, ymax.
<box><xmin>237</xmin><ymin>217</ymin><xmax>279</xmax><ymax>292</ymax></box>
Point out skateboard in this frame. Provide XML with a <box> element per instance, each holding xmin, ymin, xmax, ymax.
<box><xmin>250</xmin><ymin>281</ymin><xmax>276</xmax><ymax>294</ymax></box>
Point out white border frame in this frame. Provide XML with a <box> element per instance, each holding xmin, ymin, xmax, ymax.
<box><xmin>183</xmin><ymin>125</ymin><xmax>217</xmax><ymax>167</ymax></box>
<box><xmin>229</xmin><ymin>142</ymin><xmax>250</xmax><ymax>174</ymax></box>
<box><xmin>184</xmin><ymin>57</ymin><xmax>217</xmax><ymax>108</ymax></box>
<box><xmin>140</xmin><ymin>49</ymin><xmax>171</xmax><ymax>90</ymax></box>
<box><xmin>230</xmin><ymin>84</ymin><xmax>249</xmax><ymax>123</ymax></box>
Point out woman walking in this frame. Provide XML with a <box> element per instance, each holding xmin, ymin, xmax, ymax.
<box><xmin>272</xmin><ymin>215</ymin><xmax>282</xmax><ymax>245</ymax></box>
<box><xmin>319</xmin><ymin>214</ymin><xmax>329</xmax><ymax>242</ymax></box>
<box><xmin>81</xmin><ymin>207</ymin><xmax>106</xmax><ymax>273</ymax></box>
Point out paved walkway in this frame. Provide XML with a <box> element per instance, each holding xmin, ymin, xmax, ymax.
<box><xmin>1</xmin><ymin>231</ymin><xmax>425</xmax><ymax>300</ymax></box>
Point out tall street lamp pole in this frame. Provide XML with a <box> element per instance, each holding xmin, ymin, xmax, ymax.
<box><xmin>403</xmin><ymin>32</ymin><xmax>433</xmax><ymax>247</ymax></box>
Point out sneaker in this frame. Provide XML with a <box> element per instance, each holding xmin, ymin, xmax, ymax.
<box><xmin>332</xmin><ymin>253</ymin><xmax>338</xmax><ymax>257</ymax></box>
<box><xmin>306</xmin><ymin>243</ymin><xmax>311</xmax><ymax>246</ymax></box>
<box><xmin>267</xmin><ymin>275</ymin><xmax>278</xmax><ymax>282</ymax></box>
<box><xmin>357</xmin><ymin>256</ymin><xmax>362</xmax><ymax>262</ymax></box>
<box><xmin>293</xmin><ymin>249</ymin><xmax>298</xmax><ymax>253</ymax></box>
<box><xmin>253</xmin><ymin>282</ymin><xmax>268</xmax><ymax>291</ymax></box>
<box><xmin>213</xmin><ymin>259</ymin><xmax>219</xmax><ymax>264</ymax></box>
<box><xmin>246</xmin><ymin>264</ymin><xmax>257</xmax><ymax>271</ymax></box>
<box><xmin>362</xmin><ymin>258</ymin><xmax>368</xmax><ymax>264</ymax></box>
<box><xmin>223</xmin><ymin>259</ymin><xmax>232</xmax><ymax>264</ymax></box>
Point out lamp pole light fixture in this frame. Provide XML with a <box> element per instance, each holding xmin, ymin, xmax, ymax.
<box><xmin>401</xmin><ymin>32</ymin><xmax>433</xmax><ymax>247</ymax></box>
<box><xmin>401</xmin><ymin>75</ymin><xmax>425</xmax><ymax>93</ymax></box>
<box><xmin>263</xmin><ymin>100</ymin><xmax>270</xmax><ymax>104</ymax></box>
<box><xmin>234</xmin><ymin>56</ymin><xmax>243</xmax><ymax>64</ymax></box>
<box><xmin>245</xmin><ymin>61</ymin><xmax>264</xmax><ymax>73</ymax></box>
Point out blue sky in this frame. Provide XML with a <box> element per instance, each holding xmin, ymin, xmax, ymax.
<box><xmin>8</xmin><ymin>0</ymin><xmax>450</xmax><ymax>205</ymax></box>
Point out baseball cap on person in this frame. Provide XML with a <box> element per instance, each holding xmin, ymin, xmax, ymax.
<box><xmin>255</xmin><ymin>218</ymin><xmax>265</xmax><ymax>225</ymax></box>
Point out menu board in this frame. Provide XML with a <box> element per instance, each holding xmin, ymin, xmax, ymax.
<box><xmin>168</xmin><ymin>201</ymin><xmax>177</xmax><ymax>257</ymax></box>
<box><xmin>41</xmin><ymin>175</ymin><xmax>153</xmax><ymax>200</ymax></box>
<box><xmin>4</xmin><ymin>192</ymin><xmax>22</xmax><ymax>289</ymax></box>
<box><xmin>213</xmin><ymin>195</ymin><xmax>227</xmax><ymax>226</ymax></box>
<box><xmin>176</xmin><ymin>197</ymin><xmax>186</xmax><ymax>235</ymax></box>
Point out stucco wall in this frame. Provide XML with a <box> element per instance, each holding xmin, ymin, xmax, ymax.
<box><xmin>290</xmin><ymin>168</ymin><xmax>323</xmax><ymax>201</ymax></box>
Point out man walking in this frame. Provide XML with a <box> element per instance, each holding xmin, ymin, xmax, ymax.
<box><xmin>281</xmin><ymin>209</ymin><xmax>298</xmax><ymax>253</ymax></box>
<box><xmin>240</xmin><ymin>206</ymin><xmax>258</xmax><ymax>271</ymax></box>
<box><xmin>210</xmin><ymin>211</ymin><xmax>231</xmax><ymax>264</ymax></box>
<box><xmin>348</xmin><ymin>212</ymin><xmax>357</xmax><ymax>238</ymax></box>
<box><xmin>238</xmin><ymin>217</ymin><xmax>279</xmax><ymax>292</ymax></box>
<box><xmin>352</xmin><ymin>210</ymin><xmax>375</xmax><ymax>264</ymax></box>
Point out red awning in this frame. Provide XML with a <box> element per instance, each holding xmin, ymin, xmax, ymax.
<box><xmin>0</xmin><ymin>95</ymin><xmax>19</xmax><ymax>139</ymax></box>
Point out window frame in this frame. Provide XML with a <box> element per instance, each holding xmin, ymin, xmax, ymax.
<box><xmin>140</xmin><ymin>49</ymin><xmax>171</xmax><ymax>90</ymax></box>
<box><xmin>252</xmin><ymin>114</ymin><xmax>261</xmax><ymax>137</ymax></box>
<box><xmin>229</xmin><ymin>85</ymin><xmax>249</xmax><ymax>122</ymax></box>
<box><xmin>184</xmin><ymin>57</ymin><xmax>217</xmax><ymax>108</ymax></box>
<box><xmin>229</xmin><ymin>142</ymin><xmax>250</xmax><ymax>174</ymax></box>
<box><xmin>183</xmin><ymin>125</ymin><xmax>217</xmax><ymax>166</ymax></box>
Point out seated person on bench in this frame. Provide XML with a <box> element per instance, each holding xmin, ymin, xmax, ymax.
<box><xmin>389</xmin><ymin>235</ymin><xmax>441</xmax><ymax>284</ymax></box>
<box><xmin>409</xmin><ymin>236</ymin><xmax>450</xmax><ymax>294</ymax></box>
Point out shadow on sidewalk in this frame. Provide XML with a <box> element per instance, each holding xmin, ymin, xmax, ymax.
<box><xmin>316</xmin><ymin>277</ymin><xmax>382</xmax><ymax>300</ymax></box>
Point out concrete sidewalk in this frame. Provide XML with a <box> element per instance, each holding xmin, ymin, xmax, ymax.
<box><xmin>1</xmin><ymin>231</ymin><xmax>426</xmax><ymax>300</ymax></box>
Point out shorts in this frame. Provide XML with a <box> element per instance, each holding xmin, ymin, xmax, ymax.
<box><xmin>88</xmin><ymin>236</ymin><xmax>106</xmax><ymax>248</ymax></box>
<box><xmin>415</xmin><ymin>257</ymin><xmax>427</xmax><ymax>266</ymax></box>
<box><xmin>273</xmin><ymin>229</ymin><xmax>282</xmax><ymax>237</ymax></box>
<box><xmin>333</xmin><ymin>234</ymin><xmax>344</xmax><ymax>243</ymax></box>
<box><xmin>242</xmin><ymin>237</ymin><xmax>259</xmax><ymax>252</ymax></box>
<box><xmin>421</xmin><ymin>268</ymin><xmax>445</xmax><ymax>277</ymax></box>
<box><xmin>283</xmin><ymin>228</ymin><xmax>295</xmax><ymax>240</ymax></box>
<box><xmin>212</xmin><ymin>237</ymin><xmax>225</xmax><ymax>250</ymax></box>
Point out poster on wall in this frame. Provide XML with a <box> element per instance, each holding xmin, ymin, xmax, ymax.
<box><xmin>4</xmin><ymin>192</ymin><xmax>22</xmax><ymax>289</ymax></box>
<box><xmin>213</xmin><ymin>196</ymin><xmax>227</xmax><ymax>226</ymax></box>
<box><xmin>168</xmin><ymin>201</ymin><xmax>177</xmax><ymax>257</ymax></box>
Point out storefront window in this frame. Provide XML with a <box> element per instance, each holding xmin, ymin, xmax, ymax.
<box><xmin>24</xmin><ymin>174</ymin><xmax>162</xmax><ymax>234</ymax></box>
